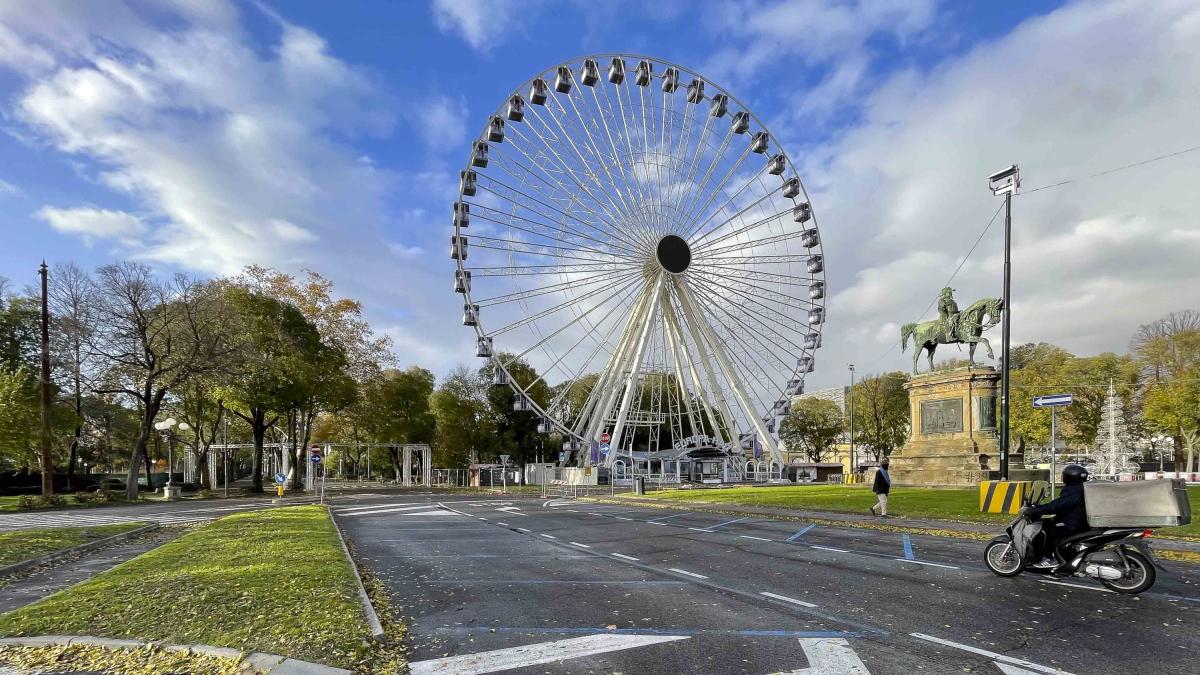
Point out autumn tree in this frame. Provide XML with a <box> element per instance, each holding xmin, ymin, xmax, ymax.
<box><xmin>850</xmin><ymin>372</ymin><xmax>909</xmax><ymax>461</ymax></box>
<box><xmin>49</xmin><ymin>262</ymin><xmax>98</xmax><ymax>489</ymax></box>
<box><xmin>90</xmin><ymin>264</ymin><xmax>241</xmax><ymax>500</ymax></box>
<box><xmin>779</xmin><ymin>397</ymin><xmax>843</xmax><ymax>463</ymax></box>
<box><xmin>430</xmin><ymin>365</ymin><xmax>490</xmax><ymax>469</ymax></box>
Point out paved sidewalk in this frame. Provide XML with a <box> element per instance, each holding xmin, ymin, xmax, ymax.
<box><xmin>586</xmin><ymin>494</ymin><xmax>1200</xmax><ymax>554</ymax></box>
<box><xmin>0</xmin><ymin>528</ymin><xmax>181</xmax><ymax>614</ymax></box>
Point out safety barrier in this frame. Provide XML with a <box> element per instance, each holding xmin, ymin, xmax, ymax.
<box><xmin>979</xmin><ymin>480</ymin><xmax>1049</xmax><ymax>514</ymax></box>
<box><xmin>845</xmin><ymin>473</ymin><xmax>865</xmax><ymax>485</ymax></box>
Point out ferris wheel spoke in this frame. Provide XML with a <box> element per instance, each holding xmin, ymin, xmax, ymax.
<box><xmin>611</xmin><ymin>78</ymin><xmax>668</xmax><ymax>234</ymax></box>
<box><xmin>682</xmin><ymin>263</ymin><xmax>808</xmax><ymax>287</ymax></box>
<box><xmin>559</xmin><ymin>91</ymin><xmax>646</xmax><ymax>230</ymax></box>
<box><xmin>488</xmin><ymin>145</ymin><xmax>638</xmax><ymax>246</ymax></box>
<box><xmin>683</xmin><ymin>165</ymin><xmax>775</xmax><ymax>243</ymax></box>
<box><xmin>669</xmin><ymin>100</ymin><xmax>713</xmax><ymax>218</ymax></box>
<box><xmin>470</xmin><ymin>205</ymin><xmax>640</xmax><ymax>260</ymax></box>
<box><xmin>587</xmin><ymin>85</ymin><xmax>658</xmax><ymax>231</ymax></box>
<box><xmin>470</xmin><ymin>261</ymin><xmax>634</xmax><ymax>277</ymax></box>
<box><xmin>688</xmin><ymin>268</ymin><xmax>815</xmax><ymax>311</ymax></box>
<box><xmin>677</xmin><ymin>145</ymin><xmax>755</xmax><ymax>239</ymax></box>
<box><xmin>526</xmin><ymin>100</ymin><xmax>640</xmax><ymax>230</ymax></box>
<box><xmin>692</xmin><ymin>226</ymin><xmax>804</xmax><ymax>260</ymax></box>
<box><xmin>487</xmin><ymin>268</ymin><xmax>643</xmax><ymax>338</ymax></box>
<box><xmin>685</xmin><ymin>274</ymin><xmax>810</xmax><ymax>358</ymax></box>
<box><xmin>476</xmin><ymin>172</ymin><xmax>643</xmax><ymax>254</ymax></box>
<box><xmin>474</xmin><ymin>268</ymin><xmax>635</xmax><ymax>306</ymax></box>
<box><xmin>471</xmin><ymin>234</ymin><xmax>641</xmax><ymax>265</ymax></box>
<box><xmin>508</xmin><ymin>119</ymin><xmax>639</xmax><ymax>238</ymax></box>
<box><xmin>691</xmin><ymin>253</ymin><xmax>811</xmax><ymax>265</ymax></box>
<box><xmin>685</xmin><ymin>277</ymin><xmax>799</xmax><ymax>378</ymax></box>
<box><xmin>636</xmin><ymin>84</ymin><xmax>671</xmax><ymax>237</ymax></box>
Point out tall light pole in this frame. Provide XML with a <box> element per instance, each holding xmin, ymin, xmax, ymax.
<box><xmin>38</xmin><ymin>262</ymin><xmax>53</xmax><ymax>496</ymax></box>
<box><xmin>847</xmin><ymin>364</ymin><xmax>856</xmax><ymax>475</ymax></box>
<box><xmin>154</xmin><ymin>417</ymin><xmax>190</xmax><ymax>497</ymax></box>
<box><xmin>989</xmin><ymin>164</ymin><xmax>1020</xmax><ymax>481</ymax></box>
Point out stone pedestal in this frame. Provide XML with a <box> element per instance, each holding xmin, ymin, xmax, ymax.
<box><xmin>889</xmin><ymin>367</ymin><xmax>1042</xmax><ymax>486</ymax></box>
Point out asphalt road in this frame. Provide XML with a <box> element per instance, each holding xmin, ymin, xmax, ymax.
<box><xmin>336</xmin><ymin>493</ymin><xmax>1200</xmax><ymax>675</ymax></box>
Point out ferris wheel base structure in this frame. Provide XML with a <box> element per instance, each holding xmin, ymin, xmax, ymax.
<box><xmin>450</xmin><ymin>54</ymin><xmax>828</xmax><ymax>479</ymax></box>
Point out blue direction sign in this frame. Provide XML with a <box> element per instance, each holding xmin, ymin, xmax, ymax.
<box><xmin>1033</xmin><ymin>393</ymin><xmax>1073</xmax><ymax>408</ymax></box>
<box><xmin>599</xmin><ymin>442</ymin><xmax>611</xmax><ymax>456</ymax></box>
<box><xmin>310</xmin><ymin>453</ymin><xmax>322</xmax><ymax>464</ymax></box>
<box><xmin>274</xmin><ymin>472</ymin><xmax>286</xmax><ymax>485</ymax></box>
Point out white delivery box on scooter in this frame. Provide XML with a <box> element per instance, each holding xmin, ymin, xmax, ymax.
<box><xmin>1084</xmin><ymin>478</ymin><xmax>1192</xmax><ymax>528</ymax></box>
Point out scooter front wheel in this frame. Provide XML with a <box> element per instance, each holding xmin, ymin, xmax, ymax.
<box><xmin>984</xmin><ymin>540</ymin><xmax>1023</xmax><ymax>577</ymax></box>
<box><xmin>1100</xmin><ymin>548</ymin><xmax>1155</xmax><ymax>594</ymax></box>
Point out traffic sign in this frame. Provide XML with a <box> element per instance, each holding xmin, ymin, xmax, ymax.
<box><xmin>310</xmin><ymin>453</ymin><xmax>322</xmax><ymax>464</ymax></box>
<box><xmin>274</xmin><ymin>472</ymin><xmax>286</xmax><ymax>485</ymax></box>
<box><xmin>599</xmin><ymin>442</ymin><xmax>611</xmax><ymax>456</ymax></box>
<box><xmin>1033</xmin><ymin>393</ymin><xmax>1073</xmax><ymax>408</ymax></box>
<box><xmin>599</xmin><ymin>432</ymin><xmax>611</xmax><ymax>443</ymax></box>
<box><xmin>499</xmin><ymin>454</ymin><xmax>510</xmax><ymax>466</ymax></box>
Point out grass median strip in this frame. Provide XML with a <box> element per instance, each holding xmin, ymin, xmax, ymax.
<box><xmin>0</xmin><ymin>505</ymin><xmax>378</xmax><ymax>671</ymax></box>
<box><xmin>0</xmin><ymin>523</ymin><xmax>145</xmax><ymax>567</ymax></box>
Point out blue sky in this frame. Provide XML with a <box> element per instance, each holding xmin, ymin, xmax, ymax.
<box><xmin>1</xmin><ymin>0</ymin><xmax>1198</xmax><ymax>388</ymax></box>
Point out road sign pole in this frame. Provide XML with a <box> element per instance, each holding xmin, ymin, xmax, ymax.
<box><xmin>1050</xmin><ymin>407</ymin><xmax>1057</xmax><ymax>500</ymax></box>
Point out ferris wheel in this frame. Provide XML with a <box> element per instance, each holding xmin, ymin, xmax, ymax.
<box><xmin>451</xmin><ymin>54</ymin><xmax>826</xmax><ymax>468</ymax></box>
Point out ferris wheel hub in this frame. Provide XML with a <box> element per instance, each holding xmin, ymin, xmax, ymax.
<box><xmin>655</xmin><ymin>234</ymin><xmax>692</xmax><ymax>274</ymax></box>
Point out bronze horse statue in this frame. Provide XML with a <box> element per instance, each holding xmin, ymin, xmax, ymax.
<box><xmin>901</xmin><ymin>297</ymin><xmax>1004</xmax><ymax>374</ymax></box>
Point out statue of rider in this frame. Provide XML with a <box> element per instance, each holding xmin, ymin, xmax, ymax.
<box><xmin>938</xmin><ymin>287</ymin><xmax>960</xmax><ymax>341</ymax></box>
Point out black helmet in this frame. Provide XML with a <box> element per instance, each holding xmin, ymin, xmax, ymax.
<box><xmin>1062</xmin><ymin>464</ymin><xmax>1089</xmax><ymax>485</ymax></box>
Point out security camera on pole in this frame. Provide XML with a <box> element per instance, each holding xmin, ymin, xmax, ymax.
<box><xmin>989</xmin><ymin>164</ymin><xmax>1020</xmax><ymax>480</ymax></box>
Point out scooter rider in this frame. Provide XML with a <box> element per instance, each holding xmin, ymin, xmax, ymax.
<box><xmin>1023</xmin><ymin>464</ymin><xmax>1090</xmax><ymax>566</ymax></box>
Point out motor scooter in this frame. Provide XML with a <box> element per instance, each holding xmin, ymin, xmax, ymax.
<box><xmin>983</xmin><ymin>493</ymin><xmax>1159</xmax><ymax>594</ymax></box>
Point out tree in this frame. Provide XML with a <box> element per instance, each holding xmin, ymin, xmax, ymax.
<box><xmin>779</xmin><ymin>397</ymin><xmax>843</xmax><ymax>463</ymax></box>
<box><xmin>219</xmin><ymin>287</ymin><xmax>325</xmax><ymax>493</ymax></box>
<box><xmin>1137</xmin><ymin>315</ymin><xmax>1200</xmax><ymax>472</ymax></box>
<box><xmin>480</xmin><ymin>355</ymin><xmax>551</xmax><ymax>466</ymax></box>
<box><xmin>359</xmin><ymin>367</ymin><xmax>435</xmax><ymax>478</ymax></box>
<box><xmin>170</xmin><ymin>377</ymin><xmax>226</xmax><ymax>490</ymax></box>
<box><xmin>90</xmin><ymin>264</ymin><xmax>242</xmax><ymax>500</ymax></box>
<box><xmin>850</xmin><ymin>372</ymin><xmax>909</xmax><ymax>461</ymax></box>
<box><xmin>430</xmin><ymin>365</ymin><xmax>489</xmax><ymax>469</ymax></box>
<box><xmin>49</xmin><ymin>262</ymin><xmax>98</xmax><ymax>490</ymax></box>
<box><xmin>1144</xmin><ymin>376</ymin><xmax>1200</xmax><ymax>474</ymax></box>
<box><xmin>1007</xmin><ymin>343</ymin><xmax>1073</xmax><ymax>449</ymax></box>
<box><xmin>0</xmin><ymin>366</ymin><xmax>37</xmax><ymax>468</ymax></box>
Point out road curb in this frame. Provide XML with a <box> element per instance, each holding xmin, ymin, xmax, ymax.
<box><xmin>327</xmin><ymin>508</ymin><xmax>386</xmax><ymax>641</ymax></box>
<box><xmin>0</xmin><ymin>523</ymin><xmax>160</xmax><ymax>578</ymax></box>
<box><xmin>0</xmin><ymin>635</ymin><xmax>351</xmax><ymax>674</ymax></box>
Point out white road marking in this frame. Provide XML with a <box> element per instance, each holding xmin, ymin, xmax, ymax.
<box><xmin>497</xmin><ymin>522</ymin><xmax>509</xmax><ymax>527</ymax></box>
<box><xmin>540</xmin><ymin>533</ymin><xmax>557</xmax><ymax>539</ymax></box>
<box><xmin>1035</xmin><ymin>579</ymin><xmax>1112</xmax><ymax>593</ymax></box>
<box><xmin>515</xmin><ymin>527</ymin><xmax>530</xmax><ymax>533</ymax></box>
<box><xmin>668</xmin><ymin>567</ymin><xmax>708</xmax><ymax>579</ymax></box>
<box><xmin>794</xmin><ymin>637</ymin><xmax>872</xmax><ymax>674</ymax></box>
<box><xmin>336</xmin><ymin>502</ymin><xmax>420</xmax><ymax>513</ymax></box>
<box><xmin>894</xmin><ymin>558</ymin><xmax>959</xmax><ymax>569</ymax></box>
<box><xmin>569</xmin><ymin>541</ymin><xmax>591</xmax><ymax>548</ymax></box>
<box><xmin>497</xmin><ymin>506</ymin><xmax>523</xmax><ymax>512</ymax></box>
<box><xmin>739</xmin><ymin>535</ymin><xmax>772</xmax><ymax>542</ymax></box>
<box><xmin>995</xmin><ymin>663</ymin><xmax>1050</xmax><ymax>675</ymax></box>
<box><xmin>478</xmin><ymin>517</ymin><xmax>488</xmax><ymax>521</ymax></box>
<box><xmin>810</xmin><ymin>545</ymin><xmax>849</xmax><ymax>553</ymax></box>
<box><xmin>611</xmin><ymin>553</ymin><xmax>639</xmax><ymax>561</ymax></box>
<box><xmin>408</xmin><ymin>633</ymin><xmax>690</xmax><ymax>675</ymax></box>
<box><xmin>687</xmin><ymin>527</ymin><xmax>710</xmax><ymax>532</ymax></box>
<box><xmin>340</xmin><ymin>505</ymin><xmax>443</xmax><ymax>517</ymax></box>
<box><xmin>614</xmin><ymin>516</ymin><xmax>633</xmax><ymax>521</ymax></box>
<box><xmin>760</xmin><ymin>591</ymin><xmax>818</xmax><ymax>608</ymax></box>
<box><xmin>910</xmin><ymin>633</ymin><xmax>1076</xmax><ymax>675</ymax></box>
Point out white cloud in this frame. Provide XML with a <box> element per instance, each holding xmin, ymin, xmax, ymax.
<box><xmin>431</xmin><ymin>0</ymin><xmax>516</xmax><ymax>52</ymax></box>
<box><xmin>35</xmin><ymin>206</ymin><xmax>147</xmax><ymax>243</ymax></box>
<box><xmin>806</xmin><ymin>0</ymin><xmax>1200</xmax><ymax>384</ymax></box>
<box><xmin>414</xmin><ymin>94</ymin><xmax>468</xmax><ymax>149</ymax></box>
<box><xmin>0</xmin><ymin>178</ymin><xmax>19</xmax><ymax>196</ymax></box>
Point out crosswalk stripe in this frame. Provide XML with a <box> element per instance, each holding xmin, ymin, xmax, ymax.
<box><xmin>339</xmin><ymin>505</ymin><xmax>442</xmax><ymax>517</ymax></box>
<box><xmin>408</xmin><ymin>633</ymin><xmax>690</xmax><ymax>675</ymax></box>
<box><xmin>336</xmin><ymin>502</ymin><xmax>421</xmax><ymax>514</ymax></box>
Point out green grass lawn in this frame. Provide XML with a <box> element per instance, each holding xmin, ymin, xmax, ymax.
<box><xmin>0</xmin><ymin>494</ymin><xmax>149</xmax><ymax>512</ymax></box>
<box><xmin>643</xmin><ymin>484</ymin><xmax>1200</xmax><ymax>539</ymax></box>
<box><xmin>0</xmin><ymin>523</ymin><xmax>145</xmax><ymax>567</ymax></box>
<box><xmin>0</xmin><ymin>506</ymin><xmax>376</xmax><ymax>670</ymax></box>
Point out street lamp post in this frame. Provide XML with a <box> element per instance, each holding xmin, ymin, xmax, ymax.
<box><xmin>847</xmin><ymin>364</ymin><xmax>856</xmax><ymax>476</ymax></box>
<box><xmin>989</xmin><ymin>164</ymin><xmax>1020</xmax><ymax>481</ymax></box>
<box><xmin>154</xmin><ymin>417</ymin><xmax>190</xmax><ymax>500</ymax></box>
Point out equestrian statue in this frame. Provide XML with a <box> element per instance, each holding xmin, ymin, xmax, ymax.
<box><xmin>900</xmin><ymin>288</ymin><xmax>1004</xmax><ymax>374</ymax></box>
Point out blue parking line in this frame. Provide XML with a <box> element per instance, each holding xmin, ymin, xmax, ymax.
<box><xmin>902</xmin><ymin>534</ymin><xmax>915</xmax><ymax>560</ymax></box>
<box><xmin>786</xmin><ymin>524</ymin><xmax>815</xmax><ymax>542</ymax></box>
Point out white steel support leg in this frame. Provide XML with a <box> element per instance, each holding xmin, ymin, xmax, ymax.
<box><xmin>662</xmin><ymin>303</ymin><xmax>704</xmax><ymax>439</ymax></box>
<box><xmin>669</xmin><ymin>284</ymin><xmax>738</xmax><ymax>447</ymax></box>
<box><xmin>663</xmin><ymin>301</ymin><xmax>723</xmax><ymax>443</ymax></box>
<box><xmin>574</xmin><ymin>283</ymin><xmax>651</xmax><ymax>441</ymax></box>
<box><xmin>607</xmin><ymin>274</ymin><xmax>665</xmax><ymax>466</ymax></box>
<box><xmin>674</xmin><ymin>280</ymin><xmax>783</xmax><ymax>466</ymax></box>
<box><xmin>582</xmin><ymin>281</ymin><xmax>656</xmax><ymax>461</ymax></box>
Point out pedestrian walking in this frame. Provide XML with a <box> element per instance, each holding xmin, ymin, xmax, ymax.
<box><xmin>869</xmin><ymin>458</ymin><xmax>891</xmax><ymax>517</ymax></box>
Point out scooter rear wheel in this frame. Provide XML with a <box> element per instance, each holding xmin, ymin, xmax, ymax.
<box><xmin>1099</xmin><ymin>549</ymin><xmax>1155</xmax><ymax>594</ymax></box>
<box><xmin>984</xmin><ymin>540</ymin><xmax>1023</xmax><ymax>577</ymax></box>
